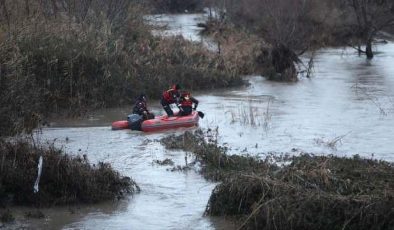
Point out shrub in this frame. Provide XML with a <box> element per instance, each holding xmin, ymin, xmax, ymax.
<box><xmin>0</xmin><ymin>139</ymin><xmax>139</xmax><ymax>206</ymax></box>
<box><xmin>161</xmin><ymin>130</ymin><xmax>394</xmax><ymax>230</ymax></box>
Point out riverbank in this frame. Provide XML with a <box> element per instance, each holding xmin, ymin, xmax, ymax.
<box><xmin>0</xmin><ymin>138</ymin><xmax>138</xmax><ymax>226</ymax></box>
<box><xmin>0</xmin><ymin>1</ymin><xmax>246</xmax><ymax>137</ymax></box>
<box><xmin>199</xmin><ymin>0</ymin><xmax>394</xmax><ymax>81</ymax></box>
<box><xmin>161</xmin><ymin>130</ymin><xmax>394</xmax><ymax>229</ymax></box>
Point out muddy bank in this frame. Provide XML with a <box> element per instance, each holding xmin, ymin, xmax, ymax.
<box><xmin>161</xmin><ymin>130</ymin><xmax>394</xmax><ymax>230</ymax></box>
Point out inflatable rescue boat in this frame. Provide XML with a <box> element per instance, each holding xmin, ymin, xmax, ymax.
<box><xmin>112</xmin><ymin>111</ymin><xmax>200</xmax><ymax>132</ymax></box>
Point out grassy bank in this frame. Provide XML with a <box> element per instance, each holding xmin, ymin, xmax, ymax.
<box><xmin>161</xmin><ymin>130</ymin><xmax>394</xmax><ymax>230</ymax></box>
<box><xmin>0</xmin><ymin>139</ymin><xmax>138</xmax><ymax>208</ymax></box>
<box><xmin>0</xmin><ymin>0</ymin><xmax>245</xmax><ymax>137</ymax></box>
<box><xmin>200</xmin><ymin>21</ymin><xmax>264</xmax><ymax>76</ymax></box>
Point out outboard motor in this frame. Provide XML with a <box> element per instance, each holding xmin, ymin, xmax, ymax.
<box><xmin>127</xmin><ymin>114</ymin><xmax>143</xmax><ymax>131</ymax></box>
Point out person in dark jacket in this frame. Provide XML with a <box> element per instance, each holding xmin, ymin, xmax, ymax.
<box><xmin>133</xmin><ymin>94</ymin><xmax>154</xmax><ymax>120</ymax></box>
<box><xmin>178</xmin><ymin>91</ymin><xmax>198</xmax><ymax>116</ymax></box>
<box><xmin>161</xmin><ymin>84</ymin><xmax>181</xmax><ymax>117</ymax></box>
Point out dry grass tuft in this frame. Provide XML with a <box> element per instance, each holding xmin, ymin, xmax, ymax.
<box><xmin>0</xmin><ymin>139</ymin><xmax>139</xmax><ymax>207</ymax></box>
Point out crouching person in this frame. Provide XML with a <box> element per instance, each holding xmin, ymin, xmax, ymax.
<box><xmin>128</xmin><ymin>94</ymin><xmax>154</xmax><ymax>130</ymax></box>
<box><xmin>161</xmin><ymin>84</ymin><xmax>181</xmax><ymax>117</ymax></box>
<box><xmin>133</xmin><ymin>94</ymin><xmax>154</xmax><ymax>120</ymax></box>
<box><xmin>178</xmin><ymin>91</ymin><xmax>198</xmax><ymax>116</ymax></box>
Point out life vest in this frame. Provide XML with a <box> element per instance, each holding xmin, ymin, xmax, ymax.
<box><xmin>133</xmin><ymin>100</ymin><xmax>148</xmax><ymax>114</ymax></box>
<box><xmin>162</xmin><ymin>86</ymin><xmax>179</xmax><ymax>103</ymax></box>
<box><xmin>180</xmin><ymin>92</ymin><xmax>193</xmax><ymax>107</ymax></box>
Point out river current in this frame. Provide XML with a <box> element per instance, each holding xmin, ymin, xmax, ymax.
<box><xmin>19</xmin><ymin>13</ymin><xmax>394</xmax><ymax>230</ymax></box>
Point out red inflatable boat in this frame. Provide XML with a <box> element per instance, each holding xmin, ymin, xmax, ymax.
<box><xmin>112</xmin><ymin>111</ymin><xmax>200</xmax><ymax>132</ymax></box>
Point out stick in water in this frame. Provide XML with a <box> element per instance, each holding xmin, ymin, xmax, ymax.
<box><xmin>33</xmin><ymin>156</ymin><xmax>43</xmax><ymax>193</ymax></box>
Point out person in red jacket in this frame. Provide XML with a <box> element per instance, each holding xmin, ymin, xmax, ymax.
<box><xmin>161</xmin><ymin>84</ymin><xmax>181</xmax><ymax>116</ymax></box>
<box><xmin>178</xmin><ymin>91</ymin><xmax>199</xmax><ymax>116</ymax></box>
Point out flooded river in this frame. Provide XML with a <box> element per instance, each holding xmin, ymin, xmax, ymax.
<box><xmin>201</xmin><ymin>45</ymin><xmax>394</xmax><ymax>160</ymax></box>
<box><xmin>18</xmin><ymin>13</ymin><xmax>394</xmax><ymax>230</ymax></box>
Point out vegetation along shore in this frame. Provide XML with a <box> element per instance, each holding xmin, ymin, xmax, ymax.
<box><xmin>1</xmin><ymin>0</ymin><xmax>393</xmax><ymax>228</ymax></box>
<box><xmin>161</xmin><ymin>130</ymin><xmax>394</xmax><ymax>230</ymax></box>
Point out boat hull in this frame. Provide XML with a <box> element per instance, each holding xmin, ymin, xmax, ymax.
<box><xmin>111</xmin><ymin>111</ymin><xmax>199</xmax><ymax>132</ymax></box>
<box><xmin>111</xmin><ymin>120</ymin><xmax>130</xmax><ymax>130</ymax></box>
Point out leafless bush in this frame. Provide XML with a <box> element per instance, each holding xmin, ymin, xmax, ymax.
<box><xmin>338</xmin><ymin>0</ymin><xmax>394</xmax><ymax>59</ymax></box>
<box><xmin>221</xmin><ymin>0</ymin><xmax>327</xmax><ymax>81</ymax></box>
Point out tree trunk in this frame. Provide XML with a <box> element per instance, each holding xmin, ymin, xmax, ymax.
<box><xmin>271</xmin><ymin>45</ymin><xmax>298</xmax><ymax>82</ymax></box>
<box><xmin>366</xmin><ymin>38</ymin><xmax>373</xmax><ymax>59</ymax></box>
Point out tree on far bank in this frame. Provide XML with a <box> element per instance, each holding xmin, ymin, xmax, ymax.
<box><xmin>341</xmin><ymin>0</ymin><xmax>394</xmax><ymax>59</ymax></box>
<box><xmin>226</xmin><ymin>0</ymin><xmax>321</xmax><ymax>81</ymax></box>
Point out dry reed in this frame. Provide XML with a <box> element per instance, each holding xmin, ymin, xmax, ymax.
<box><xmin>0</xmin><ymin>139</ymin><xmax>138</xmax><ymax>207</ymax></box>
<box><xmin>161</xmin><ymin>130</ymin><xmax>394</xmax><ymax>230</ymax></box>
